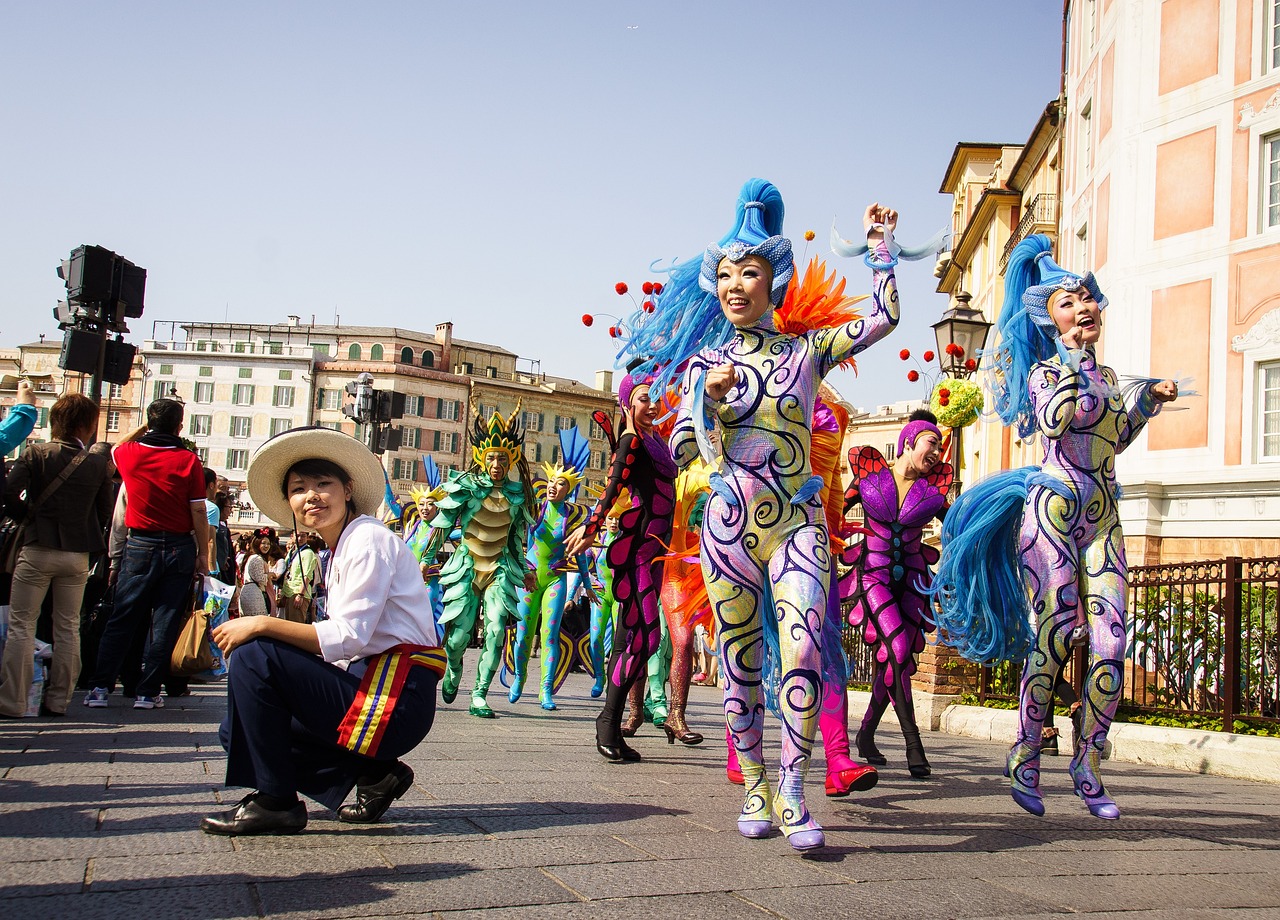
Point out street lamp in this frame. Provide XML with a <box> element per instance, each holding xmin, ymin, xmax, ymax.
<box><xmin>929</xmin><ymin>292</ymin><xmax>993</xmax><ymax>499</ymax></box>
<box><xmin>930</xmin><ymin>292</ymin><xmax>992</xmax><ymax>379</ymax></box>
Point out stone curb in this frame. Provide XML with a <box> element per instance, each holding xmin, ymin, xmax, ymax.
<box><xmin>933</xmin><ymin>701</ymin><xmax>1280</xmax><ymax>785</ymax></box>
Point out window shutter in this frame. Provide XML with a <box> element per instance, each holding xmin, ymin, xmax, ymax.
<box><xmin>433</xmin><ymin>430</ymin><xmax>441</xmax><ymax>451</ymax></box>
<box><xmin>538</xmin><ymin>413</ymin><xmax>545</xmax><ymax>432</ymax></box>
<box><xmin>436</xmin><ymin>397</ymin><xmax>443</xmax><ymax>419</ymax></box>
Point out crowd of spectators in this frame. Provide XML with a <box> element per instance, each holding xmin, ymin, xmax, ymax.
<box><xmin>0</xmin><ymin>392</ymin><xmax>328</xmax><ymax>718</ymax></box>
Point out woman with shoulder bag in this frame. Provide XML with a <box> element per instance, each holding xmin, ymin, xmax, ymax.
<box><xmin>0</xmin><ymin>394</ymin><xmax>115</xmax><ymax>718</ymax></box>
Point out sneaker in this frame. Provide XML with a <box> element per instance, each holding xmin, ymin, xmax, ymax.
<box><xmin>133</xmin><ymin>695</ymin><xmax>165</xmax><ymax>710</ymax></box>
<box><xmin>84</xmin><ymin>687</ymin><xmax>109</xmax><ymax>708</ymax></box>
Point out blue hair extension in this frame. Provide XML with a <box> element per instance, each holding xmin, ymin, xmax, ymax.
<box><xmin>421</xmin><ymin>454</ymin><xmax>442</xmax><ymax>490</ymax></box>
<box><xmin>928</xmin><ymin>467</ymin><xmax>1039</xmax><ymax>664</ymax></box>
<box><xmin>615</xmin><ymin>179</ymin><xmax>788</xmax><ymax>399</ymax></box>
<box><xmin>985</xmin><ymin>235</ymin><xmax>1060</xmax><ymax>439</ymax></box>
<box><xmin>557</xmin><ymin>425</ymin><xmax>592</xmax><ymax>499</ymax></box>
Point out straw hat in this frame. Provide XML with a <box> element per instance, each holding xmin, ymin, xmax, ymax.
<box><xmin>246</xmin><ymin>427</ymin><xmax>386</xmax><ymax>525</ymax></box>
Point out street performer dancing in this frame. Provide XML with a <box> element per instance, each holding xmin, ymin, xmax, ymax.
<box><xmin>931</xmin><ymin>235</ymin><xmax>1179</xmax><ymax>820</ymax></box>
<box><xmin>617</xmin><ymin>178</ymin><xmax>902</xmax><ymax>852</ymax></box>
<box><xmin>432</xmin><ymin>408</ymin><xmax>536</xmax><ymax>718</ymax></box>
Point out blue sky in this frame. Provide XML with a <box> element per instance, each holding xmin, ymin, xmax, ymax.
<box><xmin>0</xmin><ymin>1</ymin><xmax>1063</xmax><ymax>410</ymax></box>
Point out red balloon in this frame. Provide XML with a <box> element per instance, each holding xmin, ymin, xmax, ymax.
<box><xmin>581</xmin><ymin>314</ymin><xmax>594</xmax><ymax>327</ymax></box>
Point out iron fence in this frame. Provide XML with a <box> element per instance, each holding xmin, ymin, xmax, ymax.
<box><xmin>973</xmin><ymin>555</ymin><xmax>1280</xmax><ymax>731</ymax></box>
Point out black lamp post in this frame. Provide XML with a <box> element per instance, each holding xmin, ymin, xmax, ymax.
<box><xmin>930</xmin><ymin>292</ymin><xmax>992</xmax><ymax>380</ymax></box>
<box><xmin>929</xmin><ymin>292</ymin><xmax>992</xmax><ymax>497</ymax></box>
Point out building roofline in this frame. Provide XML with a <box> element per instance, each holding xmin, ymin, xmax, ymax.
<box><xmin>938</xmin><ymin>142</ymin><xmax>1022</xmax><ymax>194</ymax></box>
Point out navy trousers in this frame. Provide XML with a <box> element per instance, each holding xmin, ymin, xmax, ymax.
<box><xmin>220</xmin><ymin>638</ymin><xmax>438</xmax><ymax>811</ymax></box>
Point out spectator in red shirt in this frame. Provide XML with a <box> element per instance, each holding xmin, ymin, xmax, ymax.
<box><xmin>84</xmin><ymin>398</ymin><xmax>210</xmax><ymax>710</ymax></box>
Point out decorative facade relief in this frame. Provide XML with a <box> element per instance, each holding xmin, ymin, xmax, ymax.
<box><xmin>1231</xmin><ymin>307</ymin><xmax>1280</xmax><ymax>352</ymax></box>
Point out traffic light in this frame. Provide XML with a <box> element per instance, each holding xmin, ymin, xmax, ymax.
<box><xmin>376</xmin><ymin>426</ymin><xmax>403</xmax><ymax>454</ymax></box>
<box><xmin>342</xmin><ymin>381</ymin><xmax>361</xmax><ymax>420</ymax></box>
<box><xmin>55</xmin><ymin>245</ymin><xmax>146</xmax><ymax>332</ymax></box>
<box><xmin>375</xmin><ymin>390</ymin><xmax>406</xmax><ymax>423</ymax></box>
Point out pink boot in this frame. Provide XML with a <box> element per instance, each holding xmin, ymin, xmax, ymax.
<box><xmin>725</xmin><ymin>726</ymin><xmax>744</xmax><ymax>785</ymax></box>
<box><xmin>819</xmin><ymin>680</ymin><xmax>878</xmax><ymax>796</ymax></box>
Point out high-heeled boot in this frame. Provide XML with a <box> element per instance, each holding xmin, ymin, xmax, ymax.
<box><xmin>902</xmin><ymin>728</ymin><xmax>931</xmax><ymax>779</ymax></box>
<box><xmin>773</xmin><ymin>762</ymin><xmax>824</xmax><ymax>852</ymax></box>
<box><xmin>725</xmin><ymin>726</ymin><xmax>744</xmax><ymax>785</ymax></box>
<box><xmin>595</xmin><ymin>681</ymin><xmax>640</xmax><ymax>762</ymax></box>
<box><xmin>819</xmin><ymin>681</ymin><xmax>878</xmax><ymax>796</ymax></box>
<box><xmin>1004</xmin><ymin>737</ymin><xmax>1045</xmax><ymax>816</ymax></box>
<box><xmin>620</xmin><ymin>681</ymin><xmax>644</xmax><ymax>737</ymax></box>
<box><xmin>662</xmin><ymin>707</ymin><xmax>703</xmax><ymax>745</ymax></box>
<box><xmin>1069</xmin><ymin>739</ymin><xmax>1120</xmax><ymax>820</ymax></box>
<box><xmin>734</xmin><ymin>736</ymin><xmax>773</xmax><ymax>839</ymax></box>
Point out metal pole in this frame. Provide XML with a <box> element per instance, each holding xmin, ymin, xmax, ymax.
<box><xmin>88</xmin><ymin>310</ymin><xmax>107</xmax><ymax>406</ymax></box>
<box><xmin>1223</xmin><ymin>556</ymin><xmax>1243</xmax><ymax>732</ymax></box>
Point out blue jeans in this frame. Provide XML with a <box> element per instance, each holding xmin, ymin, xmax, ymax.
<box><xmin>91</xmin><ymin>532</ymin><xmax>197</xmax><ymax>698</ymax></box>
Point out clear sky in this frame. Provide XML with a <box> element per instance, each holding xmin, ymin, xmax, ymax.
<box><xmin>1</xmin><ymin>1</ymin><xmax>1064</xmax><ymax>411</ymax></box>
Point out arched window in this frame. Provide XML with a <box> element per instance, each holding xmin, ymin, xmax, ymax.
<box><xmin>421</xmin><ymin>350</ymin><xmax>434</xmax><ymax>368</ymax></box>
<box><xmin>348</xmin><ymin>343</ymin><xmax>361</xmax><ymax>360</ymax></box>
<box><xmin>370</xmin><ymin>344</ymin><xmax>384</xmax><ymax>361</ymax></box>
<box><xmin>400</xmin><ymin>346</ymin><xmax>413</xmax><ymax>364</ymax></box>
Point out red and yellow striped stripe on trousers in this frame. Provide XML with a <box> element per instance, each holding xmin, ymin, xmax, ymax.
<box><xmin>337</xmin><ymin>644</ymin><xmax>446</xmax><ymax>757</ymax></box>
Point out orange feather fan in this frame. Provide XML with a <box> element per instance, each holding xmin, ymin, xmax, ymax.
<box><xmin>773</xmin><ymin>257</ymin><xmax>869</xmax><ymax>370</ymax></box>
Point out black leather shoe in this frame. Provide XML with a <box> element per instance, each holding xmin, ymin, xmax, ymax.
<box><xmin>337</xmin><ymin>762</ymin><xmax>414</xmax><ymax>823</ymax></box>
<box><xmin>201</xmin><ymin>794</ymin><xmax>307</xmax><ymax>836</ymax></box>
<box><xmin>597</xmin><ymin>742</ymin><xmax>625</xmax><ymax>761</ymax></box>
<box><xmin>39</xmin><ymin>704</ymin><xmax>66</xmax><ymax>717</ymax></box>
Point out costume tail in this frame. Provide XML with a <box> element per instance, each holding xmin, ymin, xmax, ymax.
<box><xmin>929</xmin><ymin>467</ymin><xmax>1038</xmax><ymax>664</ymax></box>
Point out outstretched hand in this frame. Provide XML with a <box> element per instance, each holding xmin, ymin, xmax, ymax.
<box><xmin>863</xmin><ymin>203</ymin><xmax>898</xmax><ymax>241</ymax></box>
<box><xmin>1150</xmin><ymin>379</ymin><xmax>1179</xmax><ymax>403</ymax></box>
<box><xmin>565</xmin><ymin>525</ymin><xmax>591</xmax><ymax>560</ymax></box>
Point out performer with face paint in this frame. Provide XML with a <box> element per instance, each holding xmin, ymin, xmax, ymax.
<box><xmin>615</xmin><ymin>179</ymin><xmax>901</xmax><ymax>852</ymax></box>
<box><xmin>507</xmin><ymin>426</ymin><xmax>595</xmax><ymax>711</ymax></box>
<box><xmin>399</xmin><ymin>456</ymin><xmax>448</xmax><ymax>637</ymax></box>
<box><xmin>432</xmin><ymin>409</ymin><xmax>536</xmax><ymax>719</ymax></box>
<box><xmin>566</xmin><ymin>375</ymin><xmax>676</xmax><ymax>762</ymax></box>
<box><xmin>932</xmin><ymin>235</ymin><xmax>1179</xmax><ymax>820</ymax></box>
<box><xmin>841</xmin><ymin>409</ymin><xmax>951</xmax><ymax>778</ymax></box>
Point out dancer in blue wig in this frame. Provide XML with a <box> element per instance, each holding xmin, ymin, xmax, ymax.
<box><xmin>932</xmin><ymin>234</ymin><xmax>1179</xmax><ymax>820</ymax></box>
<box><xmin>620</xmin><ymin>179</ymin><xmax>902</xmax><ymax>853</ymax></box>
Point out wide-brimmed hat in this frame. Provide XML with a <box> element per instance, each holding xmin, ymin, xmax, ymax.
<box><xmin>246</xmin><ymin>427</ymin><xmax>386</xmax><ymax>525</ymax></box>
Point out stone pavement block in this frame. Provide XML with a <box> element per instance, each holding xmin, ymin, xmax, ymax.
<box><xmin>229</xmin><ymin>814</ymin><xmax>485</xmax><ymax>850</ymax></box>
<box><xmin>0</xmin><ymin>856</ymin><xmax>86</xmax><ymax>896</ymax></box>
<box><xmin>466</xmin><ymin>810</ymin><xmax>695</xmax><ymax>839</ymax></box>
<box><xmin>436</xmin><ymin>891</ymin><xmax>781</xmax><ymax>919</ymax></box>
<box><xmin>1</xmin><ymin>828</ymin><xmax>232</xmax><ymax>860</ymax></box>
<box><xmin>97</xmin><ymin>804</ymin><xmax>223</xmax><ymax>833</ymax></box>
<box><xmin>5</xmin><ymin>883</ymin><xmax>257</xmax><ymax>920</ymax></box>
<box><xmin>376</xmin><ymin>834</ymin><xmax>647</xmax><ymax>871</ymax></box>
<box><xmin>1002</xmin><ymin>912</ymin><xmax>1280</xmax><ymax>920</ymax></box>
<box><xmin>987</xmin><ymin>872</ymin><xmax>1280</xmax><ymax>913</ymax></box>
<box><xmin>544</xmin><ymin>856</ymin><xmax>838</xmax><ymax>900</ymax></box>
<box><xmin>997</xmin><ymin>847</ymin><xmax>1280</xmax><ymax>878</ymax></box>
<box><xmin>89</xmin><ymin>846</ymin><xmax>393</xmax><ymax>891</ymax></box>
<box><xmin>739</xmin><ymin>877</ymin><xmax>1065</xmax><ymax>920</ymax></box>
<box><xmin>0</xmin><ymin>804</ymin><xmax>100</xmax><ymax>835</ymax></box>
<box><xmin>255</xmin><ymin>865</ymin><xmax>579</xmax><ymax>917</ymax></box>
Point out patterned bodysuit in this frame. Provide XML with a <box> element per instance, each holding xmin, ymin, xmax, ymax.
<box><xmin>672</xmin><ymin>253</ymin><xmax>898</xmax><ymax>838</ymax></box>
<box><xmin>508</xmin><ymin>492</ymin><xmax>589</xmax><ymax>709</ymax></box>
<box><xmin>580</xmin><ymin>432</ymin><xmax>676</xmax><ymax>740</ymax></box>
<box><xmin>1013</xmin><ymin>348</ymin><xmax>1159</xmax><ymax>797</ymax></box>
<box><xmin>842</xmin><ymin>447</ymin><xmax>951</xmax><ymax>742</ymax></box>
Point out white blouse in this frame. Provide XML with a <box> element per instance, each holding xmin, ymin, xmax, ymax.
<box><xmin>313</xmin><ymin>515</ymin><xmax>440</xmax><ymax>665</ymax></box>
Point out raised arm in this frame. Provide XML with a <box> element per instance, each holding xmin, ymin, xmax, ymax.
<box><xmin>814</xmin><ymin>241</ymin><xmax>900</xmax><ymax>378</ymax></box>
<box><xmin>1029</xmin><ymin>360</ymin><xmax>1083</xmax><ymax>440</ymax></box>
<box><xmin>580</xmin><ymin>432</ymin><xmax>642</xmax><ymax>543</ymax></box>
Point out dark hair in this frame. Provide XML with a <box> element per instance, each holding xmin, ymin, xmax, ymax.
<box><xmin>282</xmin><ymin>457</ymin><xmax>356</xmax><ymax>514</ymax></box>
<box><xmin>908</xmin><ymin>408</ymin><xmax>939</xmax><ymax>425</ymax></box>
<box><xmin>50</xmin><ymin>393</ymin><xmax>99</xmax><ymax>440</ymax></box>
<box><xmin>204</xmin><ymin>468</ymin><xmax>218</xmax><ymax>487</ymax></box>
<box><xmin>214</xmin><ymin>491</ymin><xmax>231</xmax><ymax>515</ymax></box>
<box><xmin>147</xmin><ymin>398</ymin><xmax>185</xmax><ymax>434</ymax></box>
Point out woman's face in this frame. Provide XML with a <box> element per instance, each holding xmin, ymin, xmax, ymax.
<box><xmin>906</xmin><ymin>430</ymin><xmax>943</xmax><ymax>475</ymax></box>
<box><xmin>286</xmin><ymin>470</ymin><xmax>352</xmax><ymax>534</ymax></box>
<box><xmin>1049</xmin><ymin>288</ymin><xmax>1102</xmax><ymax>344</ymax></box>
<box><xmin>628</xmin><ymin>384</ymin><xmax>658</xmax><ymax>432</ymax></box>
<box><xmin>546</xmin><ymin>476</ymin><xmax>571</xmax><ymax>503</ymax></box>
<box><xmin>256</xmin><ymin>536</ymin><xmax>272</xmax><ymax>554</ymax></box>
<box><xmin>716</xmin><ymin>255</ymin><xmax>773</xmax><ymax>327</ymax></box>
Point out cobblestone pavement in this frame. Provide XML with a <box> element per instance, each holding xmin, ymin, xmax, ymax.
<box><xmin>2</xmin><ymin>653</ymin><xmax>1279</xmax><ymax>920</ymax></box>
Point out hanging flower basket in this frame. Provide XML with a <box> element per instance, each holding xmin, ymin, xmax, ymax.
<box><xmin>930</xmin><ymin>377</ymin><xmax>982</xmax><ymax>429</ymax></box>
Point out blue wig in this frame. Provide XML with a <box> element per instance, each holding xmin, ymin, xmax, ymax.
<box><xmin>929</xmin><ymin>467</ymin><xmax>1039</xmax><ymax>664</ymax></box>
<box><xmin>986</xmin><ymin>234</ymin><xmax>1107</xmax><ymax>439</ymax></box>
<box><xmin>615</xmin><ymin>179</ymin><xmax>791</xmax><ymax>399</ymax></box>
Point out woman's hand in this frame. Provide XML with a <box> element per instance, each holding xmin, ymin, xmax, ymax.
<box><xmin>863</xmin><ymin>203</ymin><xmax>898</xmax><ymax>242</ymax></box>
<box><xmin>705</xmin><ymin>364</ymin><xmax>737</xmax><ymax>401</ymax></box>
<box><xmin>1059</xmin><ymin>325</ymin><xmax>1085</xmax><ymax>351</ymax></box>
<box><xmin>15</xmin><ymin>379</ymin><xmax>34</xmax><ymax>406</ymax></box>
<box><xmin>1150</xmin><ymin>379</ymin><xmax>1179</xmax><ymax>403</ymax></box>
<box><xmin>565</xmin><ymin>525</ymin><xmax>591</xmax><ymax>560</ymax></box>
<box><xmin>212</xmin><ymin>615</ymin><xmax>262</xmax><ymax>655</ymax></box>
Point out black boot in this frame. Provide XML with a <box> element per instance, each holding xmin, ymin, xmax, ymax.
<box><xmin>595</xmin><ymin>681</ymin><xmax>640</xmax><ymax>762</ymax></box>
<box><xmin>855</xmin><ymin>729</ymin><xmax>888</xmax><ymax>765</ymax></box>
<box><xmin>903</xmin><ymin>729</ymin><xmax>931</xmax><ymax>779</ymax></box>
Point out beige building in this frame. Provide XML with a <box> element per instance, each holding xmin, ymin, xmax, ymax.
<box><xmin>1057</xmin><ymin>0</ymin><xmax>1280</xmax><ymax>562</ymax></box>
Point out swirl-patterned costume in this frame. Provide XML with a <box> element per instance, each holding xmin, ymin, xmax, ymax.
<box><xmin>840</xmin><ymin>428</ymin><xmax>951</xmax><ymax>775</ymax></box>
<box><xmin>579</xmin><ymin>394</ymin><xmax>676</xmax><ymax>759</ymax></box>
<box><xmin>671</xmin><ymin>243</ymin><xmax>899</xmax><ymax>848</ymax></box>
<box><xmin>932</xmin><ymin>234</ymin><xmax>1166</xmax><ymax>820</ymax></box>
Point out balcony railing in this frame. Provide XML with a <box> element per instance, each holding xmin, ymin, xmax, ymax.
<box><xmin>998</xmin><ymin>193</ymin><xmax>1058</xmax><ymax>275</ymax></box>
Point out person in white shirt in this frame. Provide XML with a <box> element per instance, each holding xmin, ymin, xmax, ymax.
<box><xmin>202</xmin><ymin>428</ymin><xmax>443</xmax><ymax>837</ymax></box>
